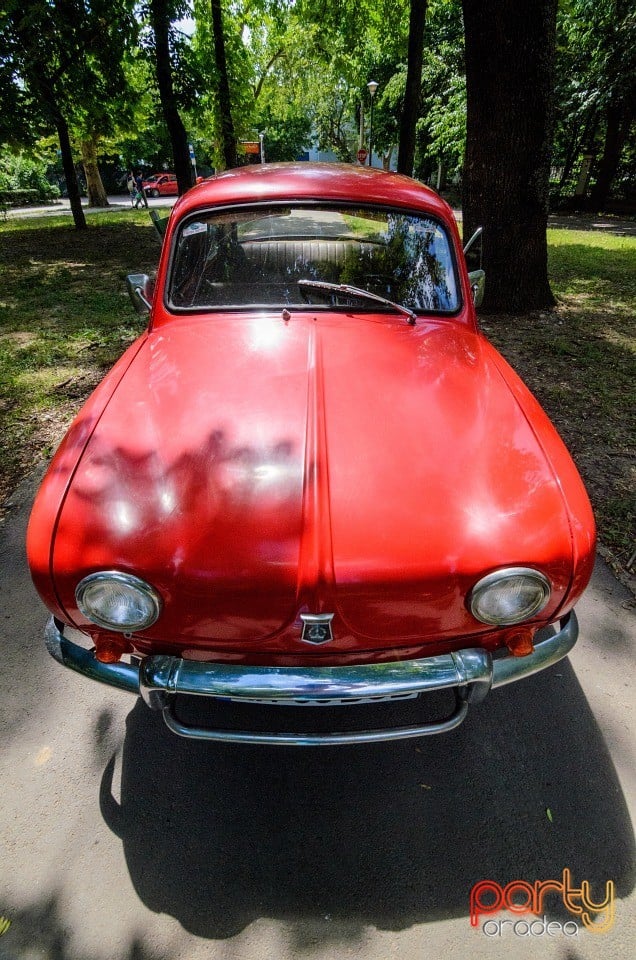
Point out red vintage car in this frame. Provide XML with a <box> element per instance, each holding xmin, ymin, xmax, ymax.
<box><xmin>142</xmin><ymin>173</ymin><xmax>179</xmax><ymax>197</ymax></box>
<box><xmin>27</xmin><ymin>163</ymin><xmax>596</xmax><ymax>745</ymax></box>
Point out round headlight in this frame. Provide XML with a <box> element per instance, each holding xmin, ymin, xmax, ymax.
<box><xmin>469</xmin><ymin>567</ymin><xmax>551</xmax><ymax>626</ymax></box>
<box><xmin>75</xmin><ymin>571</ymin><xmax>161</xmax><ymax>632</ymax></box>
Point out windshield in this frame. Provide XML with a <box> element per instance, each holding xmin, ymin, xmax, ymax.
<box><xmin>168</xmin><ymin>204</ymin><xmax>460</xmax><ymax>314</ymax></box>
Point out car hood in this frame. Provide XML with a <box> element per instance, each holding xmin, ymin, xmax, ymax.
<box><xmin>50</xmin><ymin>312</ymin><xmax>579</xmax><ymax>656</ymax></box>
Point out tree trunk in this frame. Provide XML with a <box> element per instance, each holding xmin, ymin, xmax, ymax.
<box><xmin>589</xmin><ymin>100</ymin><xmax>633</xmax><ymax>209</ymax></box>
<box><xmin>210</xmin><ymin>0</ymin><xmax>237</xmax><ymax>170</ymax></box>
<box><xmin>150</xmin><ymin>0</ymin><xmax>195</xmax><ymax>195</ymax></box>
<box><xmin>397</xmin><ymin>0</ymin><xmax>427</xmax><ymax>176</ymax></box>
<box><xmin>559</xmin><ymin>124</ymin><xmax>582</xmax><ymax>191</ymax></box>
<box><xmin>462</xmin><ymin>0</ymin><xmax>558</xmax><ymax>312</ymax></box>
<box><xmin>56</xmin><ymin>113</ymin><xmax>87</xmax><ymax>230</ymax></box>
<box><xmin>559</xmin><ymin>107</ymin><xmax>598</xmax><ymax>191</ymax></box>
<box><xmin>81</xmin><ymin>136</ymin><xmax>109</xmax><ymax>207</ymax></box>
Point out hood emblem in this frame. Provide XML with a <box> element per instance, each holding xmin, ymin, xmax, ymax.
<box><xmin>300</xmin><ymin>613</ymin><xmax>334</xmax><ymax>644</ymax></box>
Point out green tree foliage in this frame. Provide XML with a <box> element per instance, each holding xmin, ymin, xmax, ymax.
<box><xmin>415</xmin><ymin>0</ymin><xmax>465</xmax><ymax>186</ymax></box>
<box><xmin>0</xmin><ymin>150</ymin><xmax>60</xmax><ymax>200</ymax></box>
<box><xmin>1</xmin><ymin>1</ymin><xmax>138</xmax><ymax>227</ymax></box>
<box><xmin>246</xmin><ymin>0</ymin><xmax>410</xmax><ymax>164</ymax></box>
<box><xmin>190</xmin><ymin>0</ymin><xmax>252</xmax><ymax>166</ymax></box>
<box><xmin>553</xmin><ymin>0</ymin><xmax>636</xmax><ymax>206</ymax></box>
<box><xmin>190</xmin><ymin>0</ymin><xmax>388</xmax><ymax>165</ymax></box>
<box><xmin>2</xmin><ymin>0</ymin><xmax>633</xmax><ymax>223</ymax></box>
<box><xmin>312</xmin><ymin>0</ymin><xmax>410</xmax><ymax>162</ymax></box>
<box><xmin>351</xmin><ymin>0</ymin><xmax>465</xmax><ymax>179</ymax></box>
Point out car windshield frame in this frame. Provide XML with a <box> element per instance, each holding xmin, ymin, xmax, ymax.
<box><xmin>165</xmin><ymin>200</ymin><xmax>463</xmax><ymax>317</ymax></box>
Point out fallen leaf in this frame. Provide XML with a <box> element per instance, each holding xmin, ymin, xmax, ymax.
<box><xmin>546</xmin><ymin>807</ymin><xmax>553</xmax><ymax>822</ymax></box>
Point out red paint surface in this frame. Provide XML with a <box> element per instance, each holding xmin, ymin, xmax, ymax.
<box><xmin>26</xmin><ymin>164</ymin><xmax>596</xmax><ymax>665</ymax></box>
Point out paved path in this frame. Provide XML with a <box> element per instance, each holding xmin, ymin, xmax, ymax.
<box><xmin>0</xmin><ymin>473</ymin><xmax>634</xmax><ymax>960</ymax></box>
<box><xmin>2</xmin><ymin>194</ymin><xmax>178</xmax><ymax>219</ymax></box>
<box><xmin>547</xmin><ymin>212</ymin><xmax>636</xmax><ymax>236</ymax></box>
<box><xmin>452</xmin><ymin>209</ymin><xmax>636</xmax><ymax>236</ymax></box>
<box><xmin>5</xmin><ymin>195</ymin><xmax>636</xmax><ymax>236</ymax></box>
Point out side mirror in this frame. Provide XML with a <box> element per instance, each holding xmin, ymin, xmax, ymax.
<box><xmin>149</xmin><ymin>209</ymin><xmax>169</xmax><ymax>241</ymax></box>
<box><xmin>463</xmin><ymin>226</ymin><xmax>483</xmax><ymax>264</ymax></box>
<box><xmin>463</xmin><ymin>226</ymin><xmax>484</xmax><ymax>307</ymax></box>
<box><xmin>468</xmin><ymin>269</ymin><xmax>485</xmax><ymax>308</ymax></box>
<box><xmin>126</xmin><ymin>273</ymin><xmax>154</xmax><ymax>315</ymax></box>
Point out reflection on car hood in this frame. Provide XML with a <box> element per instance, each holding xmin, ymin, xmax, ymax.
<box><xmin>50</xmin><ymin>312</ymin><xmax>578</xmax><ymax>655</ymax></box>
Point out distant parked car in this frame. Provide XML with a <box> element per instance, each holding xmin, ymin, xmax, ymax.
<box><xmin>27</xmin><ymin>162</ymin><xmax>596</xmax><ymax>746</ymax></box>
<box><xmin>142</xmin><ymin>173</ymin><xmax>178</xmax><ymax>197</ymax></box>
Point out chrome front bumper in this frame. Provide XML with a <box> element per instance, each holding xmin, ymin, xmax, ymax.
<box><xmin>44</xmin><ymin>613</ymin><xmax>578</xmax><ymax>746</ymax></box>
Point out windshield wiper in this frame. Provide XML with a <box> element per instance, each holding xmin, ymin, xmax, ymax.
<box><xmin>298</xmin><ymin>279</ymin><xmax>417</xmax><ymax>325</ymax></box>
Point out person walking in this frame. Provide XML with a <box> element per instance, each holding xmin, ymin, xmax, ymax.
<box><xmin>133</xmin><ymin>173</ymin><xmax>147</xmax><ymax>209</ymax></box>
<box><xmin>126</xmin><ymin>171</ymin><xmax>136</xmax><ymax>205</ymax></box>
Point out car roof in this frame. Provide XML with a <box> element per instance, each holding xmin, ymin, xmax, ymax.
<box><xmin>171</xmin><ymin>162</ymin><xmax>452</xmax><ymax>221</ymax></box>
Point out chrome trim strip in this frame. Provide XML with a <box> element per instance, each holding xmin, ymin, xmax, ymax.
<box><xmin>491</xmin><ymin>611</ymin><xmax>578</xmax><ymax>687</ymax></box>
<box><xmin>44</xmin><ymin>618</ymin><xmax>139</xmax><ymax>694</ymax></box>
<box><xmin>138</xmin><ymin>648</ymin><xmax>492</xmax><ymax>706</ymax></box>
<box><xmin>43</xmin><ymin>611</ymin><xmax>578</xmax><ymax>743</ymax></box>
<box><xmin>161</xmin><ymin>696</ymin><xmax>470</xmax><ymax>745</ymax></box>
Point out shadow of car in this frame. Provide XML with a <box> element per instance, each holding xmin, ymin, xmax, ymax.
<box><xmin>98</xmin><ymin>658</ymin><xmax>634</xmax><ymax>939</ymax></box>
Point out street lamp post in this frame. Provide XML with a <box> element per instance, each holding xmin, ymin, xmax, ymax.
<box><xmin>259</xmin><ymin>132</ymin><xmax>265</xmax><ymax>164</ymax></box>
<box><xmin>367</xmin><ymin>80</ymin><xmax>379</xmax><ymax>167</ymax></box>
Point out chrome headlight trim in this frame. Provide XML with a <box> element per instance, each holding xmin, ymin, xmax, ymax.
<box><xmin>469</xmin><ymin>567</ymin><xmax>551</xmax><ymax>626</ymax></box>
<box><xmin>75</xmin><ymin>571</ymin><xmax>162</xmax><ymax>633</ymax></box>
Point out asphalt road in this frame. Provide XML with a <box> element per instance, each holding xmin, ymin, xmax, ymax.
<box><xmin>0</xmin><ymin>473</ymin><xmax>634</xmax><ymax>960</ymax></box>
<box><xmin>3</xmin><ymin>194</ymin><xmax>179</xmax><ymax>218</ymax></box>
<box><xmin>5</xmin><ymin>194</ymin><xmax>636</xmax><ymax>237</ymax></box>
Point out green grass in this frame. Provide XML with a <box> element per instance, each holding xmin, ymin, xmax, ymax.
<box><xmin>0</xmin><ymin>214</ymin><xmax>634</xmax><ymax>576</ymax></box>
<box><xmin>0</xmin><ymin>211</ymin><xmax>164</xmax><ymax>497</ymax></box>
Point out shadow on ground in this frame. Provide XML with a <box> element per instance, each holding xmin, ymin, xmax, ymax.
<box><xmin>0</xmin><ymin>900</ymin><xmax>170</xmax><ymax>960</ymax></box>
<box><xmin>99</xmin><ymin>656</ymin><xmax>635</xmax><ymax>942</ymax></box>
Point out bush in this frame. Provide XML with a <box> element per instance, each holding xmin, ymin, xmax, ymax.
<box><xmin>0</xmin><ymin>151</ymin><xmax>60</xmax><ymax>202</ymax></box>
<box><xmin>0</xmin><ymin>188</ymin><xmax>49</xmax><ymax>206</ymax></box>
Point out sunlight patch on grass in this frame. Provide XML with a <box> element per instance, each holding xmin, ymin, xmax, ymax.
<box><xmin>0</xmin><ymin>208</ymin><xmax>164</xmax><ymax>232</ymax></box>
<box><xmin>601</xmin><ymin>327</ymin><xmax>636</xmax><ymax>354</ymax></box>
<box><xmin>0</xmin><ymin>331</ymin><xmax>38</xmax><ymax>348</ymax></box>
<box><xmin>15</xmin><ymin>365</ymin><xmax>84</xmax><ymax>393</ymax></box>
